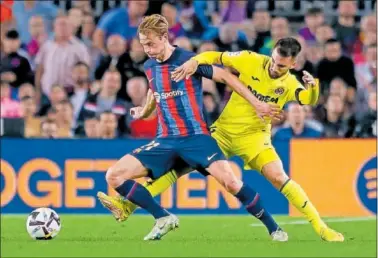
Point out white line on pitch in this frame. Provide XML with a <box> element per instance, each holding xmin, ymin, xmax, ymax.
<box><xmin>250</xmin><ymin>217</ymin><xmax>376</xmax><ymax>227</ymax></box>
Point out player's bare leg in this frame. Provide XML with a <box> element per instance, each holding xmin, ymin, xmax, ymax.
<box><xmin>97</xmin><ymin>154</ymin><xmax>147</xmax><ymax>221</ymax></box>
<box><xmin>261</xmin><ymin>160</ymin><xmax>344</xmax><ymax>242</ymax></box>
<box><xmin>207</xmin><ymin>160</ymin><xmax>288</xmax><ymax>242</ymax></box>
<box><xmin>98</xmin><ymin>154</ymin><xmax>179</xmax><ymax>240</ymax></box>
<box><xmin>103</xmin><ymin>160</ymin><xmax>288</xmax><ymax>241</ymax></box>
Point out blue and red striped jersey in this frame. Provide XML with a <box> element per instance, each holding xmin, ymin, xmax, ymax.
<box><xmin>144</xmin><ymin>47</ymin><xmax>213</xmax><ymax>138</ymax></box>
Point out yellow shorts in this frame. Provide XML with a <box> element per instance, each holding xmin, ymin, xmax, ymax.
<box><xmin>211</xmin><ymin>126</ymin><xmax>280</xmax><ymax>172</ymax></box>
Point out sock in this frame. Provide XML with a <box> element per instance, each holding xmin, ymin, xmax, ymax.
<box><xmin>235</xmin><ymin>184</ymin><xmax>279</xmax><ymax>234</ymax></box>
<box><xmin>115</xmin><ymin>180</ymin><xmax>169</xmax><ymax>219</ymax></box>
<box><xmin>147</xmin><ymin>169</ymin><xmax>178</xmax><ymax>196</ymax></box>
<box><xmin>127</xmin><ymin>170</ymin><xmax>178</xmax><ymax>213</ymax></box>
<box><xmin>280</xmin><ymin>179</ymin><xmax>325</xmax><ymax>233</ymax></box>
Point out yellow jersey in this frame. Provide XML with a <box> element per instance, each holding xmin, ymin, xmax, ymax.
<box><xmin>192</xmin><ymin>50</ymin><xmax>319</xmax><ymax>136</ymax></box>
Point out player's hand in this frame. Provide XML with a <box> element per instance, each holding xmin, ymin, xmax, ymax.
<box><xmin>302</xmin><ymin>70</ymin><xmax>315</xmax><ymax>86</ymax></box>
<box><xmin>130</xmin><ymin>106</ymin><xmax>144</xmax><ymax>119</ymax></box>
<box><xmin>171</xmin><ymin>59</ymin><xmax>199</xmax><ymax>82</ymax></box>
<box><xmin>255</xmin><ymin>103</ymin><xmax>283</xmax><ymax>122</ymax></box>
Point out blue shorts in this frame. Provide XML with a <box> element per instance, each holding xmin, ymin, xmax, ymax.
<box><xmin>130</xmin><ymin>134</ymin><xmax>225</xmax><ymax>179</ymax></box>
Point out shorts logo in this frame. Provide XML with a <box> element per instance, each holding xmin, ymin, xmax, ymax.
<box><xmin>207</xmin><ymin>153</ymin><xmax>217</xmax><ymax>161</ymax></box>
<box><xmin>153</xmin><ymin>91</ymin><xmax>184</xmax><ymax>103</ymax></box>
<box><xmin>274</xmin><ymin>87</ymin><xmax>284</xmax><ymax>95</ymax></box>
<box><xmin>356</xmin><ymin>156</ymin><xmax>377</xmax><ymax>214</ymax></box>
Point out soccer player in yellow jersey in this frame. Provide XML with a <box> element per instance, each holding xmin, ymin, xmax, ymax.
<box><xmin>98</xmin><ymin>37</ymin><xmax>344</xmax><ymax>242</ymax></box>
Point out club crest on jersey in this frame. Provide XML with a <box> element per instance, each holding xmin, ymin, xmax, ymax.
<box><xmin>274</xmin><ymin>87</ymin><xmax>285</xmax><ymax>95</ymax></box>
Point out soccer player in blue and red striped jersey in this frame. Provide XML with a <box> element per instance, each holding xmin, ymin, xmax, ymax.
<box><xmin>143</xmin><ymin>52</ymin><xmax>210</xmax><ymax>137</ymax></box>
<box><xmin>97</xmin><ymin>14</ymin><xmax>287</xmax><ymax>241</ymax></box>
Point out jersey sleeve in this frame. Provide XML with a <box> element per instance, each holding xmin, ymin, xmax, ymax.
<box><xmin>287</xmin><ymin>79</ymin><xmax>306</xmax><ymax>102</ymax></box>
<box><xmin>194</xmin><ymin>65</ymin><xmax>213</xmax><ymax>79</ymax></box>
<box><xmin>287</xmin><ymin>77</ymin><xmax>320</xmax><ymax>106</ymax></box>
<box><xmin>220</xmin><ymin>50</ymin><xmax>255</xmax><ymax>72</ymax></box>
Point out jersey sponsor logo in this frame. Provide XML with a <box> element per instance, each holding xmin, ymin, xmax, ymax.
<box><xmin>227</xmin><ymin>51</ymin><xmax>241</xmax><ymax>57</ymax></box>
<box><xmin>247</xmin><ymin>86</ymin><xmax>279</xmax><ymax>103</ymax></box>
<box><xmin>355</xmin><ymin>156</ymin><xmax>377</xmax><ymax>214</ymax></box>
<box><xmin>153</xmin><ymin>90</ymin><xmax>184</xmax><ymax>103</ymax></box>
<box><xmin>274</xmin><ymin>87</ymin><xmax>285</xmax><ymax>95</ymax></box>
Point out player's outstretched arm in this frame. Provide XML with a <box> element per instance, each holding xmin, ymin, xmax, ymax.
<box><xmin>211</xmin><ymin>66</ymin><xmax>282</xmax><ymax>120</ymax></box>
<box><xmin>130</xmin><ymin>89</ymin><xmax>156</xmax><ymax>119</ymax></box>
<box><xmin>192</xmin><ymin>51</ymin><xmax>223</xmax><ymax>65</ymax></box>
<box><xmin>172</xmin><ymin>52</ymin><xmax>224</xmax><ymax>81</ymax></box>
<box><xmin>172</xmin><ymin>50</ymin><xmax>257</xmax><ymax>82</ymax></box>
<box><xmin>296</xmin><ymin>71</ymin><xmax>320</xmax><ymax>106</ymax></box>
<box><xmin>172</xmin><ymin>51</ymin><xmax>244</xmax><ymax>82</ymax></box>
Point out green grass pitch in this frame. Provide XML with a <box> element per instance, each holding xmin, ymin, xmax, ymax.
<box><xmin>1</xmin><ymin>215</ymin><xmax>376</xmax><ymax>257</ymax></box>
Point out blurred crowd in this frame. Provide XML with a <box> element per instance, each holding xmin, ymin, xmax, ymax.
<box><xmin>0</xmin><ymin>0</ymin><xmax>376</xmax><ymax>139</ymax></box>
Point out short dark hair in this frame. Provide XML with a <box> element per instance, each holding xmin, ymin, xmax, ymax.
<box><xmin>325</xmin><ymin>38</ymin><xmax>340</xmax><ymax>45</ymax></box>
<box><xmin>104</xmin><ymin>67</ymin><xmax>121</xmax><ymax>78</ymax></box>
<box><xmin>99</xmin><ymin>110</ymin><xmax>117</xmax><ymax>121</ymax></box>
<box><xmin>273</xmin><ymin>37</ymin><xmax>302</xmax><ymax>58</ymax></box>
<box><xmin>203</xmin><ymin>91</ymin><xmax>216</xmax><ymax>102</ymax></box>
<box><xmin>306</xmin><ymin>7</ymin><xmax>323</xmax><ymax>16</ymax></box>
<box><xmin>74</xmin><ymin>61</ymin><xmax>90</xmax><ymax>70</ymax></box>
<box><xmin>5</xmin><ymin>29</ymin><xmax>19</xmax><ymax>39</ymax></box>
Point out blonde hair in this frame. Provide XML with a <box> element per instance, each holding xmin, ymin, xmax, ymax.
<box><xmin>137</xmin><ymin>14</ymin><xmax>169</xmax><ymax>37</ymax></box>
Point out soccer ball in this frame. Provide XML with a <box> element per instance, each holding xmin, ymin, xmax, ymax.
<box><xmin>26</xmin><ymin>207</ymin><xmax>61</xmax><ymax>240</ymax></box>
